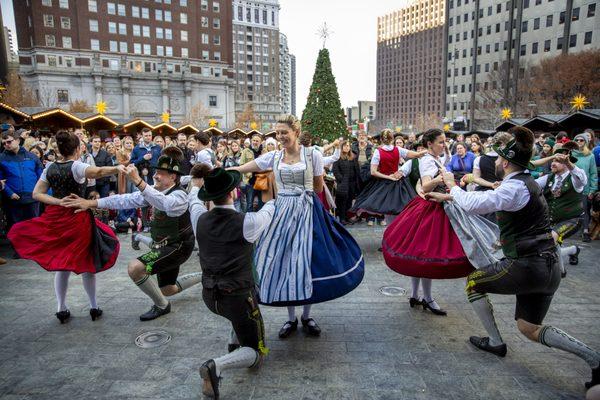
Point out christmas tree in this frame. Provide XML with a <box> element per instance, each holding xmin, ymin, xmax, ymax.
<box><xmin>301</xmin><ymin>48</ymin><xmax>348</xmax><ymax>142</ymax></box>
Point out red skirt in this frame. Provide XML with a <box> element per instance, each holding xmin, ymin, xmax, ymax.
<box><xmin>382</xmin><ymin>196</ymin><xmax>474</xmax><ymax>279</ymax></box>
<box><xmin>8</xmin><ymin>205</ymin><xmax>120</xmax><ymax>274</ymax></box>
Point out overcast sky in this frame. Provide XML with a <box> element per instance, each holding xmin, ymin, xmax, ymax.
<box><xmin>1</xmin><ymin>0</ymin><xmax>409</xmax><ymax>114</ymax></box>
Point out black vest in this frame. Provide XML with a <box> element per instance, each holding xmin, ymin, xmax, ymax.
<box><xmin>196</xmin><ymin>207</ymin><xmax>255</xmax><ymax>291</ymax></box>
<box><xmin>475</xmin><ymin>154</ymin><xmax>498</xmax><ymax>192</ymax></box>
<box><xmin>496</xmin><ymin>173</ymin><xmax>553</xmax><ymax>258</ymax></box>
<box><xmin>46</xmin><ymin>161</ymin><xmax>86</xmax><ymax>199</ymax></box>
<box><xmin>150</xmin><ymin>186</ymin><xmax>193</xmax><ymax>244</ymax></box>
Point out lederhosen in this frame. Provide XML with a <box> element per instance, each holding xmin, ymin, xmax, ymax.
<box><xmin>467</xmin><ymin>173</ymin><xmax>560</xmax><ymax>325</ymax></box>
<box><xmin>543</xmin><ymin>173</ymin><xmax>584</xmax><ymax>244</ymax></box>
<box><xmin>137</xmin><ymin>186</ymin><xmax>195</xmax><ymax>287</ymax></box>
<box><xmin>196</xmin><ymin>208</ymin><xmax>267</xmax><ymax>354</ymax></box>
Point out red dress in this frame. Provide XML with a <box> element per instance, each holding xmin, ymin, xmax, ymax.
<box><xmin>7</xmin><ymin>161</ymin><xmax>120</xmax><ymax>274</ymax></box>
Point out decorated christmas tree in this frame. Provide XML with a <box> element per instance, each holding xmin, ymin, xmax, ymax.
<box><xmin>301</xmin><ymin>48</ymin><xmax>348</xmax><ymax>142</ymax></box>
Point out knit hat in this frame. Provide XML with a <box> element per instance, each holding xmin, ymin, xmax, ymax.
<box><xmin>543</xmin><ymin>138</ymin><xmax>555</xmax><ymax>148</ymax></box>
<box><xmin>573</xmin><ymin>133</ymin><xmax>589</xmax><ymax>146</ymax></box>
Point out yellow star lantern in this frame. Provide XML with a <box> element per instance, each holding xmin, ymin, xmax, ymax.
<box><xmin>500</xmin><ymin>108</ymin><xmax>513</xmax><ymax>120</ymax></box>
<box><xmin>209</xmin><ymin>119</ymin><xmax>218</xmax><ymax>128</ymax></box>
<box><xmin>395</xmin><ymin>126</ymin><xmax>402</xmax><ymax>133</ymax></box>
<box><xmin>250</xmin><ymin>121</ymin><xmax>258</xmax><ymax>131</ymax></box>
<box><xmin>570</xmin><ymin>94</ymin><xmax>589</xmax><ymax>111</ymax></box>
<box><xmin>161</xmin><ymin>112</ymin><xmax>170</xmax><ymax>123</ymax></box>
<box><xmin>95</xmin><ymin>101</ymin><xmax>107</xmax><ymax>115</ymax></box>
<box><xmin>443</xmin><ymin>124</ymin><xmax>451</xmax><ymax>132</ymax></box>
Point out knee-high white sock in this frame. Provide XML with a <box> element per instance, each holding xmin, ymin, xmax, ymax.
<box><xmin>468</xmin><ymin>292</ymin><xmax>504</xmax><ymax>346</ymax></box>
<box><xmin>135</xmin><ymin>275</ymin><xmax>169</xmax><ymax>308</ymax></box>
<box><xmin>302</xmin><ymin>304</ymin><xmax>312</xmax><ymax>320</ymax></box>
<box><xmin>134</xmin><ymin>234</ymin><xmax>154</xmax><ymax>248</ymax></box>
<box><xmin>175</xmin><ymin>272</ymin><xmax>202</xmax><ymax>293</ymax></box>
<box><xmin>557</xmin><ymin>248</ymin><xmax>567</xmax><ymax>276</ymax></box>
<box><xmin>81</xmin><ymin>273</ymin><xmax>97</xmax><ymax>309</ymax></box>
<box><xmin>287</xmin><ymin>306</ymin><xmax>296</xmax><ymax>322</ymax></box>
<box><xmin>422</xmin><ymin>278</ymin><xmax>433</xmax><ymax>302</ymax></box>
<box><xmin>54</xmin><ymin>271</ymin><xmax>70</xmax><ymax>312</ymax></box>
<box><xmin>213</xmin><ymin>347</ymin><xmax>259</xmax><ymax>377</ymax></box>
<box><xmin>229</xmin><ymin>328</ymin><xmax>239</xmax><ymax>346</ymax></box>
<box><xmin>561</xmin><ymin>245</ymin><xmax>578</xmax><ymax>257</ymax></box>
<box><xmin>411</xmin><ymin>277</ymin><xmax>421</xmax><ymax>299</ymax></box>
<box><xmin>539</xmin><ymin>326</ymin><xmax>600</xmax><ymax>368</ymax></box>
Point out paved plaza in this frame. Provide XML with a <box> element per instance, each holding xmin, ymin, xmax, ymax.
<box><xmin>0</xmin><ymin>225</ymin><xmax>598</xmax><ymax>400</ymax></box>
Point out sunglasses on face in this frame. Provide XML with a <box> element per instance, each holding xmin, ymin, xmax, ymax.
<box><xmin>2</xmin><ymin>140</ymin><xmax>14</xmax><ymax>146</ymax></box>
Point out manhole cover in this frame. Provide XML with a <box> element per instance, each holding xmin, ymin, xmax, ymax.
<box><xmin>135</xmin><ymin>330</ymin><xmax>171</xmax><ymax>348</ymax></box>
<box><xmin>379</xmin><ymin>286</ymin><xmax>406</xmax><ymax>296</ymax></box>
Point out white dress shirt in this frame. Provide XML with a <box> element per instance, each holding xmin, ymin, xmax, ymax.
<box><xmin>322</xmin><ymin>148</ymin><xmax>341</xmax><ymax>167</ymax></box>
<box><xmin>97</xmin><ymin>184</ymin><xmax>188</xmax><ymax>217</ymax></box>
<box><xmin>534</xmin><ymin>166</ymin><xmax>587</xmax><ymax>193</ymax></box>
<box><xmin>450</xmin><ymin>171</ymin><xmax>531</xmax><ymax>215</ymax></box>
<box><xmin>188</xmin><ymin>186</ymin><xmax>276</xmax><ymax>243</ymax></box>
<box><xmin>194</xmin><ymin>149</ymin><xmax>214</xmax><ymax>168</ymax></box>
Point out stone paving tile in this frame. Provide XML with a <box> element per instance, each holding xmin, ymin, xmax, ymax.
<box><xmin>0</xmin><ymin>227</ymin><xmax>598</xmax><ymax>400</ymax></box>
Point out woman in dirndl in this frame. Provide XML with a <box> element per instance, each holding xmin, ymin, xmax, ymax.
<box><xmin>351</xmin><ymin>129</ymin><xmax>425</xmax><ymax>225</ymax></box>
<box><xmin>8</xmin><ymin>130</ymin><xmax>123</xmax><ymax>323</ymax></box>
<box><xmin>382</xmin><ymin>129</ymin><xmax>500</xmax><ymax>316</ymax></box>
<box><xmin>231</xmin><ymin>115</ymin><xmax>364</xmax><ymax>339</ymax></box>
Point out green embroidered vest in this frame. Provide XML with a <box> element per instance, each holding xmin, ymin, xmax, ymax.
<box><xmin>542</xmin><ymin>173</ymin><xmax>583</xmax><ymax>224</ymax></box>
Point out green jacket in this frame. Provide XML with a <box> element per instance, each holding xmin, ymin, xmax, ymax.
<box><xmin>573</xmin><ymin>150</ymin><xmax>598</xmax><ymax>195</ymax></box>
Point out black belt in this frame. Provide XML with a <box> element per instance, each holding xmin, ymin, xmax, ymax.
<box><xmin>515</xmin><ymin>233</ymin><xmax>556</xmax><ymax>257</ymax></box>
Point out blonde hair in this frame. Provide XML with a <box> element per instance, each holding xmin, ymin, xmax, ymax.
<box><xmin>23</xmin><ymin>137</ymin><xmax>36</xmax><ymax>150</ymax></box>
<box><xmin>277</xmin><ymin>114</ymin><xmax>301</xmax><ymax>132</ymax></box>
<box><xmin>381</xmin><ymin>129</ymin><xmax>394</xmax><ymax>145</ymax></box>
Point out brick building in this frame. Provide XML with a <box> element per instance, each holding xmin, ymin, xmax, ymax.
<box><xmin>13</xmin><ymin>0</ymin><xmax>235</xmax><ymax>125</ymax></box>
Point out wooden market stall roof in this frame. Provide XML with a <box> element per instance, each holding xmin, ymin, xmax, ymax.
<box><xmin>0</xmin><ymin>102</ymin><xmax>31</xmax><ymax>125</ymax></box>
<box><xmin>177</xmin><ymin>124</ymin><xmax>200</xmax><ymax>135</ymax></box>
<box><xmin>226</xmin><ymin>128</ymin><xmax>246</xmax><ymax>140</ymax></box>
<box><xmin>495</xmin><ymin>118</ymin><xmax>528</xmax><ymax>131</ymax></box>
<box><xmin>119</xmin><ymin>118</ymin><xmax>154</xmax><ymax>135</ymax></box>
<box><xmin>82</xmin><ymin>114</ymin><xmax>119</xmax><ymax>132</ymax></box>
<box><xmin>152</xmin><ymin>122</ymin><xmax>178</xmax><ymax>136</ymax></box>
<box><xmin>203</xmin><ymin>126</ymin><xmax>224</xmax><ymax>136</ymax></box>
<box><xmin>28</xmin><ymin>108</ymin><xmax>83</xmax><ymax>129</ymax></box>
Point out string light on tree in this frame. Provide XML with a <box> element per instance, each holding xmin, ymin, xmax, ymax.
<box><xmin>95</xmin><ymin>101</ymin><xmax>107</xmax><ymax>115</ymax></box>
<box><xmin>570</xmin><ymin>94</ymin><xmax>589</xmax><ymax>111</ymax></box>
<box><xmin>500</xmin><ymin>108</ymin><xmax>513</xmax><ymax>120</ymax></box>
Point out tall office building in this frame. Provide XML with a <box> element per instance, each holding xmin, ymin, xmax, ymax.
<box><xmin>231</xmin><ymin>0</ymin><xmax>282</xmax><ymax>125</ymax></box>
<box><xmin>444</xmin><ymin>0</ymin><xmax>599</xmax><ymax>127</ymax></box>
<box><xmin>279</xmin><ymin>32</ymin><xmax>292</xmax><ymax>115</ymax></box>
<box><xmin>13</xmin><ymin>0</ymin><xmax>235</xmax><ymax>125</ymax></box>
<box><xmin>290</xmin><ymin>53</ymin><xmax>296</xmax><ymax>116</ymax></box>
<box><xmin>376</xmin><ymin>0</ymin><xmax>446</xmax><ymax>129</ymax></box>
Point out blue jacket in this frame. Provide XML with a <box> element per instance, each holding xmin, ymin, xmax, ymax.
<box><xmin>446</xmin><ymin>151</ymin><xmax>476</xmax><ymax>175</ymax></box>
<box><xmin>0</xmin><ymin>147</ymin><xmax>43</xmax><ymax>203</ymax></box>
<box><xmin>116</xmin><ymin>208</ymin><xmax>137</xmax><ymax>223</ymax></box>
<box><xmin>129</xmin><ymin>143</ymin><xmax>161</xmax><ymax>169</ymax></box>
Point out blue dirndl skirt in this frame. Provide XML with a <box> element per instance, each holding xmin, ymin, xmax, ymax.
<box><xmin>256</xmin><ymin>192</ymin><xmax>365</xmax><ymax>307</ymax></box>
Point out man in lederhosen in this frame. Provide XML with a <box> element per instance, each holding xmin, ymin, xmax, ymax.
<box><xmin>65</xmin><ymin>147</ymin><xmax>200</xmax><ymax>321</ymax></box>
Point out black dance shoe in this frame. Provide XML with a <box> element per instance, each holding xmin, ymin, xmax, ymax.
<box><xmin>583</xmin><ymin>232</ymin><xmax>591</xmax><ymax>243</ymax></box>
<box><xmin>55</xmin><ymin>310</ymin><xmax>70</xmax><ymax>324</ymax></box>
<box><xmin>278</xmin><ymin>319</ymin><xmax>298</xmax><ymax>339</ymax></box>
<box><xmin>569</xmin><ymin>246</ymin><xmax>580</xmax><ymax>266</ymax></box>
<box><xmin>227</xmin><ymin>344</ymin><xmax>241</xmax><ymax>353</ymax></box>
<box><xmin>469</xmin><ymin>336</ymin><xmax>507</xmax><ymax>357</ymax></box>
<box><xmin>301</xmin><ymin>317</ymin><xmax>321</xmax><ymax>337</ymax></box>
<box><xmin>422</xmin><ymin>300</ymin><xmax>447</xmax><ymax>316</ymax></box>
<box><xmin>409</xmin><ymin>297</ymin><xmax>422</xmax><ymax>308</ymax></box>
<box><xmin>131</xmin><ymin>234</ymin><xmax>140</xmax><ymax>250</ymax></box>
<box><xmin>90</xmin><ymin>308</ymin><xmax>103</xmax><ymax>321</ymax></box>
<box><xmin>139</xmin><ymin>303</ymin><xmax>171</xmax><ymax>321</ymax></box>
<box><xmin>199</xmin><ymin>359</ymin><xmax>220</xmax><ymax>399</ymax></box>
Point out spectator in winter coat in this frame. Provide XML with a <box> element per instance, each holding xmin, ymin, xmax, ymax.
<box><xmin>129</xmin><ymin>128</ymin><xmax>161</xmax><ymax>185</ymax></box>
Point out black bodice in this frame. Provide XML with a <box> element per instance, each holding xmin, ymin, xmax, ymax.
<box><xmin>46</xmin><ymin>161</ymin><xmax>86</xmax><ymax>199</ymax></box>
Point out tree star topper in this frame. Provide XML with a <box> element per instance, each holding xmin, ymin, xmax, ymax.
<box><xmin>95</xmin><ymin>101</ymin><xmax>107</xmax><ymax>115</ymax></box>
<box><xmin>570</xmin><ymin>94</ymin><xmax>589</xmax><ymax>111</ymax></box>
<box><xmin>161</xmin><ymin>112</ymin><xmax>170</xmax><ymax>123</ymax></box>
<box><xmin>317</xmin><ymin>23</ymin><xmax>332</xmax><ymax>48</ymax></box>
<box><xmin>501</xmin><ymin>108</ymin><xmax>513</xmax><ymax>120</ymax></box>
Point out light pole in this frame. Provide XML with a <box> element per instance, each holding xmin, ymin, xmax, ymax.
<box><xmin>450</xmin><ymin>49</ymin><xmax>459</xmax><ymax>121</ymax></box>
